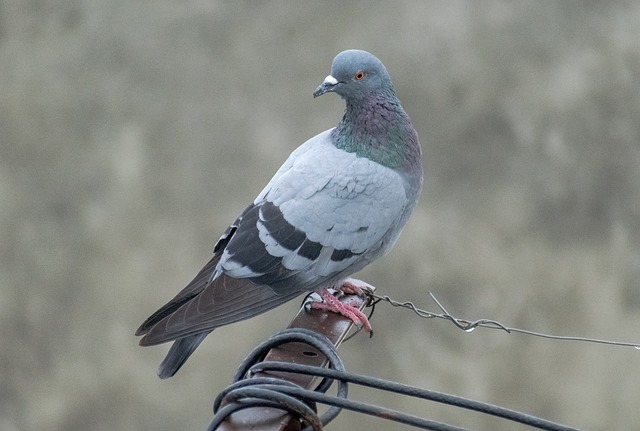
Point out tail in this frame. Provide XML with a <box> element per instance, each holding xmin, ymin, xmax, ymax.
<box><xmin>157</xmin><ymin>332</ymin><xmax>211</xmax><ymax>379</ymax></box>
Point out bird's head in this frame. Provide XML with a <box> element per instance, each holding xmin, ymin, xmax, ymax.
<box><xmin>313</xmin><ymin>49</ymin><xmax>395</xmax><ymax>100</ymax></box>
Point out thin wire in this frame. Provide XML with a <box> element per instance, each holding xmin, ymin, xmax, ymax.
<box><xmin>372</xmin><ymin>292</ymin><xmax>640</xmax><ymax>349</ymax></box>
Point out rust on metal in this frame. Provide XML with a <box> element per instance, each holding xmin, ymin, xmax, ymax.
<box><xmin>216</xmin><ymin>286</ymin><xmax>373</xmax><ymax>431</ymax></box>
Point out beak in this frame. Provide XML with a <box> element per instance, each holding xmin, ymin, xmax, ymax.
<box><xmin>313</xmin><ymin>75</ymin><xmax>338</xmax><ymax>98</ymax></box>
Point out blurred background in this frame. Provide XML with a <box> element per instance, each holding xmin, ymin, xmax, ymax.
<box><xmin>2</xmin><ymin>1</ymin><xmax>639</xmax><ymax>430</ymax></box>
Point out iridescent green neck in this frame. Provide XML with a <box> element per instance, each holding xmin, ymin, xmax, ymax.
<box><xmin>331</xmin><ymin>95</ymin><xmax>420</xmax><ymax>171</ymax></box>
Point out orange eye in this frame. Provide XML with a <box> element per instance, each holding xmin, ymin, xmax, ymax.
<box><xmin>355</xmin><ymin>70</ymin><xmax>365</xmax><ymax>80</ymax></box>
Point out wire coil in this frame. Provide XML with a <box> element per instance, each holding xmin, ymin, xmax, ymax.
<box><xmin>208</xmin><ymin>327</ymin><xmax>579</xmax><ymax>431</ymax></box>
<box><xmin>208</xmin><ymin>328</ymin><xmax>345</xmax><ymax>431</ymax></box>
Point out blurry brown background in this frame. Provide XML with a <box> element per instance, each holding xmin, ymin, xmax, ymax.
<box><xmin>2</xmin><ymin>1</ymin><xmax>639</xmax><ymax>430</ymax></box>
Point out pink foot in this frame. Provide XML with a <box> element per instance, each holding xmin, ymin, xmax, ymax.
<box><xmin>339</xmin><ymin>280</ymin><xmax>367</xmax><ymax>296</ymax></box>
<box><xmin>310</xmin><ymin>284</ymin><xmax>373</xmax><ymax>333</ymax></box>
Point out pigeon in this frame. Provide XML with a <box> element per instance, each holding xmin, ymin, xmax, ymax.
<box><xmin>136</xmin><ymin>49</ymin><xmax>423</xmax><ymax>379</ymax></box>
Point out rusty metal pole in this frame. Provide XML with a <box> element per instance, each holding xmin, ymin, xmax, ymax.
<box><xmin>216</xmin><ymin>282</ymin><xmax>375</xmax><ymax>431</ymax></box>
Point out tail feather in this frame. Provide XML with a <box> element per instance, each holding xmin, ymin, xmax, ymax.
<box><xmin>157</xmin><ymin>332</ymin><xmax>210</xmax><ymax>379</ymax></box>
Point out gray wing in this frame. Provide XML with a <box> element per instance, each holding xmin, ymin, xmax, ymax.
<box><xmin>224</xmin><ymin>130</ymin><xmax>409</xmax><ymax>281</ymax></box>
<box><xmin>137</xmin><ymin>130</ymin><xmax>409</xmax><ymax>345</ymax></box>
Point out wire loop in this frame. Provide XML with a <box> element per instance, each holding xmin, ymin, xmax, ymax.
<box><xmin>209</xmin><ymin>328</ymin><xmax>347</xmax><ymax>431</ymax></box>
<box><xmin>208</xmin><ymin>327</ymin><xmax>579</xmax><ymax>431</ymax></box>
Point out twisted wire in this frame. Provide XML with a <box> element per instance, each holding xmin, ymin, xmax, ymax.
<box><xmin>372</xmin><ymin>292</ymin><xmax>640</xmax><ymax>348</ymax></box>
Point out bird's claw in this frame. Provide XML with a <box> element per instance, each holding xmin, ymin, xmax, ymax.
<box><xmin>306</xmin><ymin>281</ymin><xmax>374</xmax><ymax>333</ymax></box>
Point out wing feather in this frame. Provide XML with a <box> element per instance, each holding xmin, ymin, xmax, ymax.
<box><xmin>139</xmin><ymin>129</ymin><xmax>411</xmax><ymax>346</ymax></box>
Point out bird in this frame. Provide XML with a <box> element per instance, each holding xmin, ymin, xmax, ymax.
<box><xmin>136</xmin><ymin>49</ymin><xmax>423</xmax><ymax>379</ymax></box>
